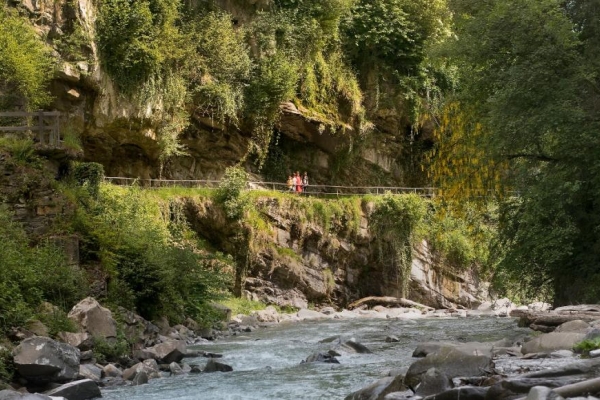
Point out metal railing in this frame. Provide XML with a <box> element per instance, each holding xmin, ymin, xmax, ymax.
<box><xmin>103</xmin><ymin>177</ymin><xmax>435</xmax><ymax>197</ymax></box>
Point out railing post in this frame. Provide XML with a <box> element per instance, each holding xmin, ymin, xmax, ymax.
<box><xmin>38</xmin><ymin>110</ymin><xmax>44</xmax><ymax>144</ymax></box>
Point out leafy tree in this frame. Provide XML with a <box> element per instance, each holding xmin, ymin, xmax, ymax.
<box><xmin>96</xmin><ymin>0</ymin><xmax>183</xmax><ymax>92</ymax></box>
<box><xmin>431</xmin><ymin>0</ymin><xmax>600</xmax><ymax>304</ymax></box>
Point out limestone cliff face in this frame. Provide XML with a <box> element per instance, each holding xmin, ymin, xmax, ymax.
<box><xmin>13</xmin><ymin>0</ymin><xmax>428</xmax><ymax>186</ymax></box>
<box><xmin>182</xmin><ymin>195</ymin><xmax>488</xmax><ymax>309</ymax></box>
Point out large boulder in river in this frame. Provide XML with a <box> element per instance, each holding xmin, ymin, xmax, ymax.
<box><xmin>302</xmin><ymin>352</ymin><xmax>340</xmax><ymax>364</ymax></box>
<box><xmin>521</xmin><ymin>332</ymin><xmax>586</xmax><ymax>354</ymax></box>
<box><xmin>68</xmin><ymin>297</ymin><xmax>117</xmax><ymax>339</ymax></box>
<box><xmin>13</xmin><ymin>337</ymin><xmax>80</xmax><ymax>383</ymax></box>
<box><xmin>45</xmin><ymin>379</ymin><xmax>101</xmax><ymax>400</ymax></box>
<box><xmin>405</xmin><ymin>347</ymin><xmax>493</xmax><ymax>390</ymax></box>
<box><xmin>344</xmin><ymin>374</ymin><xmax>406</xmax><ymax>400</ymax></box>
<box><xmin>203</xmin><ymin>359</ymin><xmax>233</xmax><ymax>372</ymax></box>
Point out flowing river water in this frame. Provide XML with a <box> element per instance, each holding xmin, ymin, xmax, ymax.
<box><xmin>102</xmin><ymin>316</ymin><xmax>530</xmax><ymax>400</ymax></box>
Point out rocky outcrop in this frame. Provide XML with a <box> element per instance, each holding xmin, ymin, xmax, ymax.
<box><xmin>134</xmin><ymin>341</ymin><xmax>186</xmax><ymax>364</ymax></box>
<box><xmin>184</xmin><ymin>196</ymin><xmax>489</xmax><ymax>310</ymax></box>
<box><xmin>13</xmin><ymin>337</ymin><xmax>80</xmax><ymax>383</ymax></box>
<box><xmin>67</xmin><ymin>297</ymin><xmax>117</xmax><ymax>339</ymax></box>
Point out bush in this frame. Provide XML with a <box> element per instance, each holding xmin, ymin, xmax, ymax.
<box><xmin>216</xmin><ymin>166</ymin><xmax>251</xmax><ymax>219</ymax></box>
<box><xmin>96</xmin><ymin>0</ymin><xmax>182</xmax><ymax>92</ymax></box>
<box><xmin>0</xmin><ymin>6</ymin><xmax>54</xmax><ymax>109</ymax></box>
<box><xmin>74</xmin><ymin>184</ymin><xmax>231</xmax><ymax>322</ymax></box>
<box><xmin>574</xmin><ymin>338</ymin><xmax>600</xmax><ymax>356</ymax></box>
<box><xmin>0</xmin><ymin>207</ymin><xmax>85</xmax><ymax>334</ymax></box>
<box><xmin>94</xmin><ymin>334</ymin><xmax>130</xmax><ymax>364</ymax></box>
<box><xmin>72</xmin><ymin>162</ymin><xmax>104</xmax><ymax>198</ymax></box>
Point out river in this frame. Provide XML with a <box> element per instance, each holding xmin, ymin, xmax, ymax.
<box><xmin>102</xmin><ymin>316</ymin><xmax>529</xmax><ymax>400</ymax></box>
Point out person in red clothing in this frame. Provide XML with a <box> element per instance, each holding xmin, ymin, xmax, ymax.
<box><xmin>295</xmin><ymin>171</ymin><xmax>302</xmax><ymax>193</ymax></box>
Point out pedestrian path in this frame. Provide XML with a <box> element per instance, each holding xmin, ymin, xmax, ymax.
<box><xmin>103</xmin><ymin>177</ymin><xmax>435</xmax><ymax>197</ymax></box>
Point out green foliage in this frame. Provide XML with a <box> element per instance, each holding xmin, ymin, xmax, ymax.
<box><xmin>427</xmin><ymin>201</ymin><xmax>496</xmax><ymax>272</ymax></box>
<box><xmin>220</xmin><ymin>297</ymin><xmax>266</xmax><ymax>316</ymax></box>
<box><xmin>574</xmin><ymin>338</ymin><xmax>600</xmax><ymax>356</ymax></box>
<box><xmin>73</xmin><ymin>184</ymin><xmax>231</xmax><ymax>322</ymax></box>
<box><xmin>72</xmin><ymin>162</ymin><xmax>104</xmax><ymax>198</ymax></box>
<box><xmin>0</xmin><ymin>346</ymin><xmax>14</xmax><ymax>385</ymax></box>
<box><xmin>93</xmin><ymin>334</ymin><xmax>130</xmax><ymax>364</ymax></box>
<box><xmin>96</xmin><ymin>0</ymin><xmax>182</xmax><ymax>92</ymax></box>
<box><xmin>37</xmin><ymin>308</ymin><xmax>78</xmax><ymax>337</ymax></box>
<box><xmin>61</xmin><ymin>125</ymin><xmax>83</xmax><ymax>153</ymax></box>
<box><xmin>0</xmin><ymin>207</ymin><xmax>85</xmax><ymax>334</ymax></box>
<box><xmin>216</xmin><ymin>166</ymin><xmax>251</xmax><ymax>219</ymax></box>
<box><xmin>371</xmin><ymin>194</ymin><xmax>427</xmax><ymax>296</ymax></box>
<box><xmin>0</xmin><ymin>6</ymin><xmax>54</xmax><ymax>109</ymax></box>
<box><xmin>245</xmin><ymin>53</ymin><xmax>297</xmax><ymax>163</ymax></box>
<box><xmin>344</xmin><ymin>0</ymin><xmax>433</xmax><ymax>73</ymax></box>
<box><xmin>437</xmin><ymin>0</ymin><xmax>600</xmax><ymax>305</ymax></box>
<box><xmin>0</xmin><ymin>138</ymin><xmax>37</xmax><ymax>165</ymax></box>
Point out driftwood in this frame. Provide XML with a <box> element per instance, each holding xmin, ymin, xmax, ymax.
<box><xmin>347</xmin><ymin>296</ymin><xmax>434</xmax><ymax>311</ymax></box>
<box><xmin>515</xmin><ymin>376</ymin><xmax>600</xmax><ymax>400</ymax></box>
<box><xmin>517</xmin><ymin>305</ymin><xmax>600</xmax><ymax>332</ymax></box>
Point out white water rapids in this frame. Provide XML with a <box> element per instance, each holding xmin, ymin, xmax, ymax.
<box><xmin>102</xmin><ymin>316</ymin><xmax>529</xmax><ymax>400</ymax></box>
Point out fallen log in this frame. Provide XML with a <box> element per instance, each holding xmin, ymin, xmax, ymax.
<box><xmin>515</xmin><ymin>376</ymin><xmax>600</xmax><ymax>400</ymax></box>
<box><xmin>519</xmin><ymin>311</ymin><xmax>600</xmax><ymax>332</ymax></box>
<box><xmin>347</xmin><ymin>296</ymin><xmax>434</xmax><ymax>312</ymax></box>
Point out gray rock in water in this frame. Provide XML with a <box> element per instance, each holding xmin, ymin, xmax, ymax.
<box><xmin>405</xmin><ymin>347</ymin><xmax>493</xmax><ymax>390</ymax></box>
<box><xmin>521</xmin><ymin>332</ymin><xmax>586</xmax><ymax>354</ymax></box>
<box><xmin>131</xmin><ymin>371</ymin><xmax>148</xmax><ymax>386</ymax></box>
<box><xmin>0</xmin><ymin>390</ymin><xmax>57</xmax><ymax>400</ymax></box>
<box><xmin>319</xmin><ymin>335</ymin><xmax>341</xmax><ymax>344</ymax></box>
<box><xmin>45</xmin><ymin>378</ymin><xmax>101</xmax><ymax>400</ymax></box>
<box><xmin>341</xmin><ymin>340</ymin><xmax>372</xmax><ymax>354</ymax></box>
<box><xmin>13</xmin><ymin>337</ymin><xmax>80</xmax><ymax>383</ymax></box>
<box><xmin>590</xmin><ymin>349</ymin><xmax>600</xmax><ymax>359</ymax></box>
<box><xmin>421</xmin><ymin>386</ymin><xmax>489</xmax><ymax>400</ymax></box>
<box><xmin>301</xmin><ymin>352</ymin><xmax>340</xmax><ymax>364</ymax></box>
<box><xmin>204</xmin><ymin>359</ymin><xmax>233</xmax><ymax>372</ymax></box>
<box><xmin>169</xmin><ymin>362</ymin><xmax>184</xmax><ymax>375</ymax></box>
<box><xmin>78</xmin><ymin>364</ymin><xmax>102</xmax><ymax>382</ymax></box>
<box><xmin>135</xmin><ymin>340</ymin><xmax>187</xmax><ymax>364</ymax></box>
<box><xmin>344</xmin><ymin>375</ymin><xmax>406</xmax><ymax>400</ymax></box>
<box><xmin>415</xmin><ymin>368</ymin><xmax>451</xmax><ymax>397</ymax></box>
<box><xmin>555</xmin><ymin>320</ymin><xmax>590</xmax><ymax>333</ymax></box>
<box><xmin>584</xmin><ymin>328</ymin><xmax>600</xmax><ymax>342</ymax></box>
<box><xmin>550</xmin><ymin>350</ymin><xmax>575</xmax><ymax>359</ymax></box>
<box><xmin>122</xmin><ymin>359</ymin><xmax>161</xmax><ymax>381</ymax></box>
<box><xmin>103</xmin><ymin>363</ymin><xmax>122</xmax><ymax>378</ymax></box>
<box><xmin>524</xmin><ymin>386</ymin><xmax>555</xmax><ymax>400</ymax></box>
<box><xmin>189</xmin><ymin>364</ymin><xmax>202</xmax><ymax>373</ymax></box>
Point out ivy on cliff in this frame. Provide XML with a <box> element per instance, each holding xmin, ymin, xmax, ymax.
<box><xmin>0</xmin><ymin>6</ymin><xmax>54</xmax><ymax>110</ymax></box>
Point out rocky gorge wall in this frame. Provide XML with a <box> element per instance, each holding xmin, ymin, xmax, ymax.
<box><xmin>182</xmin><ymin>194</ymin><xmax>489</xmax><ymax>310</ymax></box>
<box><xmin>11</xmin><ymin>0</ymin><xmax>429</xmax><ymax>186</ymax></box>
